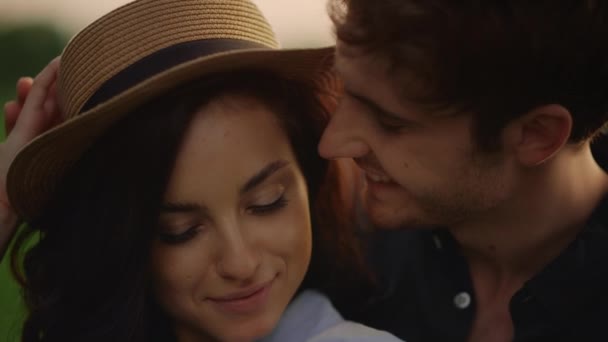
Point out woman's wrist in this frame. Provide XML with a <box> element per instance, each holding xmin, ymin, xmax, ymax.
<box><xmin>0</xmin><ymin>199</ymin><xmax>19</xmax><ymax>260</ymax></box>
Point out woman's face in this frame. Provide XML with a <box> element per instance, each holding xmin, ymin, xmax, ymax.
<box><xmin>150</xmin><ymin>94</ymin><xmax>313</xmax><ymax>342</ymax></box>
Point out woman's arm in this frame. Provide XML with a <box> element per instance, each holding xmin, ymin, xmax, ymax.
<box><xmin>0</xmin><ymin>57</ymin><xmax>62</xmax><ymax>260</ymax></box>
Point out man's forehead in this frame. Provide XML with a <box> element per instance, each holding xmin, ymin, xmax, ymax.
<box><xmin>335</xmin><ymin>43</ymin><xmax>389</xmax><ymax>73</ymax></box>
<box><xmin>335</xmin><ymin>40</ymin><xmax>357</xmax><ymax>58</ymax></box>
<box><xmin>334</xmin><ymin>43</ymin><xmax>444</xmax><ymax>118</ymax></box>
<box><xmin>335</xmin><ymin>43</ymin><xmax>390</xmax><ymax>81</ymax></box>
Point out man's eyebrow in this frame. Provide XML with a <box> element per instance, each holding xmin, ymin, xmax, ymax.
<box><xmin>344</xmin><ymin>88</ymin><xmax>404</xmax><ymax>120</ymax></box>
<box><xmin>344</xmin><ymin>89</ymin><xmax>422</xmax><ymax>128</ymax></box>
<box><xmin>240</xmin><ymin>159</ymin><xmax>290</xmax><ymax>195</ymax></box>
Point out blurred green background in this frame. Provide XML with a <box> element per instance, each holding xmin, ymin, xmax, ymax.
<box><xmin>0</xmin><ymin>23</ymin><xmax>67</xmax><ymax>342</ymax></box>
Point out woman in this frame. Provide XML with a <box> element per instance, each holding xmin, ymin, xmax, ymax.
<box><xmin>1</xmin><ymin>0</ymin><xmax>402</xmax><ymax>341</ymax></box>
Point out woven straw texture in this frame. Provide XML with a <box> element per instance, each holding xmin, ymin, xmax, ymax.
<box><xmin>8</xmin><ymin>0</ymin><xmax>337</xmax><ymax>220</ymax></box>
<box><xmin>60</xmin><ymin>0</ymin><xmax>278</xmax><ymax>118</ymax></box>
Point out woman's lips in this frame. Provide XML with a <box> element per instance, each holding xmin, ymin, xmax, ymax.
<box><xmin>207</xmin><ymin>277</ymin><xmax>275</xmax><ymax>314</ymax></box>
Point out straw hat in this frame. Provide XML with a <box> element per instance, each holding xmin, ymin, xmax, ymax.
<box><xmin>7</xmin><ymin>0</ymin><xmax>337</xmax><ymax>220</ymax></box>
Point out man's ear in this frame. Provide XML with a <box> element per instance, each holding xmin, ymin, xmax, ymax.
<box><xmin>501</xmin><ymin>104</ymin><xmax>572</xmax><ymax>166</ymax></box>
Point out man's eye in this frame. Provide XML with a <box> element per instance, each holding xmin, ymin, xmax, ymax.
<box><xmin>375</xmin><ymin>115</ymin><xmax>408</xmax><ymax>133</ymax></box>
<box><xmin>247</xmin><ymin>195</ymin><xmax>288</xmax><ymax>215</ymax></box>
<box><xmin>158</xmin><ymin>225</ymin><xmax>202</xmax><ymax>244</ymax></box>
<box><xmin>377</xmin><ymin>119</ymin><xmax>406</xmax><ymax>132</ymax></box>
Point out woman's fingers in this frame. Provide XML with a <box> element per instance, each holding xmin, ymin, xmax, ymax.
<box><xmin>3</xmin><ymin>101</ymin><xmax>22</xmax><ymax>135</ymax></box>
<box><xmin>10</xmin><ymin>57</ymin><xmax>61</xmax><ymax>147</ymax></box>
<box><xmin>16</xmin><ymin>77</ymin><xmax>34</xmax><ymax>106</ymax></box>
<box><xmin>4</xmin><ymin>77</ymin><xmax>34</xmax><ymax>136</ymax></box>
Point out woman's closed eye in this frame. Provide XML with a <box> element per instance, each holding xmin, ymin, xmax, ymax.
<box><xmin>158</xmin><ymin>224</ymin><xmax>204</xmax><ymax>244</ymax></box>
<box><xmin>247</xmin><ymin>194</ymin><xmax>288</xmax><ymax>215</ymax></box>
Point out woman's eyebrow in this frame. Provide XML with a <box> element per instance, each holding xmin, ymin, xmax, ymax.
<box><xmin>240</xmin><ymin>159</ymin><xmax>290</xmax><ymax>195</ymax></box>
<box><xmin>160</xmin><ymin>202</ymin><xmax>207</xmax><ymax>215</ymax></box>
<box><xmin>159</xmin><ymin>160</ymin><xmax>289</xmax><ymax>214</ymax></box>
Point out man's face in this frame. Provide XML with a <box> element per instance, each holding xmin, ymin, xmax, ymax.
<box><xmin>319</xmin><ymin>43</ymin><xmax>515</xmax><ymax>229</ymax></box>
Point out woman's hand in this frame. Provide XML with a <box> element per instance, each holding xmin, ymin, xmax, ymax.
<box><xmin>0</xmin><ymin>57</ymin><xmax>62</xmax><ymax>260</ymax></box>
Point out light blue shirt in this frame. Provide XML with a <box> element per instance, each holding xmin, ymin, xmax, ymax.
<box><xmin>259</xmin><ymin>290</ymin><xmax>403</xmax><ymax>342</ymax></box>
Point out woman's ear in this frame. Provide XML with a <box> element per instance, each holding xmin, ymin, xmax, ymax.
<box><xmin>501</xmin><ymin>104</ymin><xmax>572</xmax><ymax>166</ymax></box>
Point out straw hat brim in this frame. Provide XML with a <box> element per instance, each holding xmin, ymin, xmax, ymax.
<box><xmin>8</xmin><ymin>46</ymin><xmax>337</xmax><ymax>220</ymax></box>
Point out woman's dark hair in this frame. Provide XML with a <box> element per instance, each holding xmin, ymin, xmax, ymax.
<box><xmin>331</xmin><ymin>0</ymin><xmax>608</xmax><ymax>151</ymax></box>
<box><xmin>10</xmin><ymin>70</ymin><xmax>372</xmax><ymax>341</ymax></box>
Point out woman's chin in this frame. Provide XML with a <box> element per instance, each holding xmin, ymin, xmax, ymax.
<box><xmin>218</xmin><ymin>317</ymin><xmax>277</xmax><ymax>342</ymax></box>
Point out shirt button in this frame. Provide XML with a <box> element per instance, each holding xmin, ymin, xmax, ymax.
<box><xmin>432</xmin><ymin>234</ymin><xmax>443</xmax><ymax>250</ymax></box>
<box><xmin>453</xmin><ymin>292</ymin><xmax>472</xmax><ymax>309</ymax></box>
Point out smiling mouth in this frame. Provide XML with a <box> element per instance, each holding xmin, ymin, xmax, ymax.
<box><xmin>363</xmin><ymin>169</ymin><xmax>394</xmax><ymax>184</ymax></box>
<box><xmin>207</xmin><ymin>277</ymin><xmax>276</xmax><ymax>314</ymax></box>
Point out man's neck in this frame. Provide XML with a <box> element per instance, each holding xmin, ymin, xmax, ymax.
<box><xmin>451</xmin><ymin>143</ymin><xmax>608</xmax><ymax>342</ymax></box>
<box><xmin>452</xmin><ymin>143</ymin><xmax>608</xmax><ymax>280</ymax></box>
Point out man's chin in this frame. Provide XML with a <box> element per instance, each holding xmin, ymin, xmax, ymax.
<box><xmin>363</xmin><ymin>200</ymin><xmax>438</xmax><ymax>230</ymax></box>
<box><xmin>370</xmin><ymin>218</ymin><xmax>438</xmax><ymax>230</ymax></box>
<box><xmin>364</xmin><ymin>206</ymin><xmax>414</xmax><ymax>230</ymax></box>
<box><xmin>361</xmin><ymin>181</ymin><xmax>421</xmax><ymax>229</ymax></box>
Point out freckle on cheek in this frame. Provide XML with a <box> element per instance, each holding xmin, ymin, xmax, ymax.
<box><xmin>403</xmin><ymin>161</ymin><xmax>409</xmax><ymax>168</ymax></box>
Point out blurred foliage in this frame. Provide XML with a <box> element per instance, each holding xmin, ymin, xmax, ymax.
<box><xmin>0</xmin><ymin>23</ymin><xmax>68</xmax><ymax>342</ymax></box>
<box><xmin>0</xmin><ymin>23</ymin><xmax>67</xmax><ymax>84</ymax></box>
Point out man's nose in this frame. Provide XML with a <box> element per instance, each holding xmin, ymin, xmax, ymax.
<box><xmin>318</xmin><ymin>104</ymin><xmax>370</xmax><ymax>160</ymax></box>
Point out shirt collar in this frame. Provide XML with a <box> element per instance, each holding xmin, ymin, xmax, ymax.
<box><xmin>515</xmin><ymin>195</ymin><xmax>608</xmax><ymax>324</ymax></box>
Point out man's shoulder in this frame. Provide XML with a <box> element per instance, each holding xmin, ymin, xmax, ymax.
<box><xmin>340</xmin><ymin>228</ymin><xmax>471</xmax><ymax>341</ymax></box>
<box><xmin>364</xmin><ymin>228</ymin><xmax>443</xmax><ymax>285</ymax></box>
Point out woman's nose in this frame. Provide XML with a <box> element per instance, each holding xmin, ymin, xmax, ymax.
<box><xmin>216</xmin><ymin>229</ymin><xmax>260</xmax><ymax>282</ymax></box>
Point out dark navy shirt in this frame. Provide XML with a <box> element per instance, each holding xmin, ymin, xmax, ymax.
<box><xmin>339</xmin><ymin>139</ymin><xmax>608</xmax><ymax>342</ymax></box>
<box><xmin>340</xmin><ymin>197</ymin><xmax>608</xmax><ymax>342</ymax></box>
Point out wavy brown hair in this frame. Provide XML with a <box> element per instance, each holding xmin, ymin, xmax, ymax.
<box><xmin>331</xmin><ymin>0</ymin><xmax>608</xmax><ymax>151</ymax></box>
<box><xmin>11</xmin><ymin>70</ymin><xmax>372</xmax><ymax>341</ymax></box>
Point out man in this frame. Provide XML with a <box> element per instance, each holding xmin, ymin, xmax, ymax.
<box><xmin>320</xmin><ymin>1</ymin><xmax>608</xmax><ymax>342</ymax></box>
